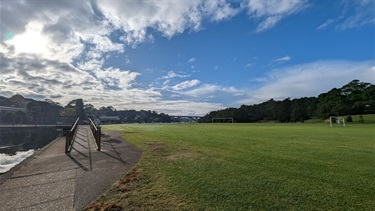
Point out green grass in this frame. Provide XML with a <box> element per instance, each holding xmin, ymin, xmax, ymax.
<box><xmin>305</xmin><ymin>114</ymin><xmax>375</xmax><ymax>124</ymax></box>
<box><xmin>349</xmin><ymin>114</ymin><xmax>375</xmax><ymax>123</ymax></box>
<box><xmin>87</xmin><ymin>122</ymin><xmax>375</xmax><ymax>210</ymax></box>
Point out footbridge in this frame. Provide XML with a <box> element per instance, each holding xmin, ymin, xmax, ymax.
<box><xmin>0</xmin><ymin>119</ymin><xmax>142</xmax><ymax>210</ymax></box>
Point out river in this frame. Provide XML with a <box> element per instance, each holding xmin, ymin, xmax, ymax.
<box><xmin>0</xmin><ymin>127</ymin><xmax>62</xmax><ymax>173</ymax></box>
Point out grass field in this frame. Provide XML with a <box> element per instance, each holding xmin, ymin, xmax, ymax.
<box><xmin>87</xmin><ymin>121</ymin><xmax>375</xmax><ymax>210</ymax></box>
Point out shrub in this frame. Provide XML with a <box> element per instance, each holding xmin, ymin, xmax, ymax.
<box><xmin>359</xmin><ymin>115</ymin><xmax>364</xmax><ymax>123</ymax></box>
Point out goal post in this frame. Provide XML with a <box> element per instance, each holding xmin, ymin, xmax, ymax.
<box><xmin>212</xmin><ymin>118</ymin><xmax>234</xmax><ymax>123</ymax></box>
<box><xmin>330</xmin><ymin>116</ymin><xmax>345</xmax><ymax>127</ymax></box>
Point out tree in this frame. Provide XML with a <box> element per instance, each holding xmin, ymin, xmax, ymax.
<box><xmin>61</xmin><ymin>108</ymin><xmax>76</xmax><ymax>117</ymax></box>
<box><xmin>276</xmin><ymin>98</ymin><xmax>291</xmax><ymax>122</ymax></box>
<box><xmin>27</xmin><ymin>100</ymin><xmax>63</xmax><ymax>124</ymax></box>
<box><xmin>199</xmin><ymin>80</ymin><xmax>373</xmax><ymax>123</ymax></box>
<box><xmin>66</xmin><ymin>99</ymin><xmax>85</xmax><ymax>121</ymax></box>
<box><xmin>84</xmin><ymin>104</ymin><xmax>97</xmax><ymax>116</ymax></box>
<box><xmin>98</xmin><ymin>106</ymin><xmax>115</xmax><ymax>116</ymax></box>
<box><xmin>316</xmin><ymin>88</ymin><xmax>348</xmax><ymax>119</ymax></box>
<box><xmin>363</xmin><ymin>84</ymin><xmax>375</xmax><ymax>114</ymax></box>
<box><xmin>75</xmin><ymin>99</ymin><xmax>85</xmax><ymax>120</ymax></box>
<box><xmin>341</xmin><ymin>80</ymin><xmax>372</xmax><ymax>114</ymax></box>
<box><xmin>291</xmin><ymin>99</ymin><xmax>305</xmax><ymax>122</ymax></box>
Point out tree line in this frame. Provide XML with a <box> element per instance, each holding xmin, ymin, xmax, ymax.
<box><xmin>199</xmin><ymin>80</ymin><xmax>375</xmax><ymax>123</ymax></box>
<box><xmin>1</xmin><ymin>80</ymin><xmax>373</xmax><ymax>124</ymax></box>
<box><xmin>0</xmin><ymin>96</ymin><xmax>173</xmax><ymax>124</ymax></box>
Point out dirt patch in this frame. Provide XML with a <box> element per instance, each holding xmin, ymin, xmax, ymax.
<box><xmin>85</xmin><ymin>203</ymin><xmax>122</xmax><ymax>211</ymax></box>
<box><xmin>85</xmin><ymin>167</ymin><xmax>143</xmax><ymax>211</ymax></box>
<box><xmin>113</xmin><ymin>167</ymin><xmax>143</xmax><ymax>192</ymax></box>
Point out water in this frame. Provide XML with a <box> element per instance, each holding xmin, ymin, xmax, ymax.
<box><xmin>0</xmin><ymin>150</ymin><xmax>35</xmax><ymax>173</ymax></box>
<box><xmin>0</xmin><ymin>127</ymin><xmax>60</xmax><ymax>173</ymax></box>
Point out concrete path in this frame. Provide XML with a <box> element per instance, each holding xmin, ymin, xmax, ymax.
<box><xmin>0</xmin><ymin>125</ymin><xmax>142</xmax><ymax>211</ymax></box>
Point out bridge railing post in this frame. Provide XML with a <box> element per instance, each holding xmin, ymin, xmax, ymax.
<box><xmin>65</xmin><ymin>134</ymin><xmax>69</xmax><ymax>153</ymax></box>
<box><xmin>89</xmin><ymin>118</ymin><xmax>101</xmax><ymax>151</ymax></box>
<box><xmin>98</xmin><ymin>127</ymin><xmax>101</xmax><ymax>151</ymax></box>
<box><xmin>65</xmin><ymin>117</ymin><xmax>79</xmax><ymax>153</ymax></box>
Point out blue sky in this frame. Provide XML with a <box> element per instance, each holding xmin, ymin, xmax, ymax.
<box><xmin>0</xmin><ymin>0</ymin><xmax>374</xmax><ymax>115</ymax></box>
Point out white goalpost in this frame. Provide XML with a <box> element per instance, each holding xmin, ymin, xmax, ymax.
<box><xmin>212</xmin><ymin>118</ymin><xmax>234</xmax><ymax>123</ymax></box>
<box><xmin>329</xmin><ymin>116</ymin><xmax>345</xmax><ymax>127</ymax></box>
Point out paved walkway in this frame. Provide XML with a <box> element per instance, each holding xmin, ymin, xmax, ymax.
<box><xmin>0</xmin><ymin>125</ymin><xmax>142</xmax><ymax>211</ymax></box>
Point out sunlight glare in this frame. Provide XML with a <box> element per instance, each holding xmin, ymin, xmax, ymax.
<box><xmin>6</xmin><ymin>22</ymin><xmax>48</xmax><ymax>54</ymax></box>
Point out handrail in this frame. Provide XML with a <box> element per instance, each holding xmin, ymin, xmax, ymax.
<box><xmin>89</xmin><ymin>118</ymin><xmax>101</xmax><ymax>151</ymax></box>
<box><xmin>65</xmin><ymin>117</ymin><xmax>79</xmax><ymax>153</ymax></box>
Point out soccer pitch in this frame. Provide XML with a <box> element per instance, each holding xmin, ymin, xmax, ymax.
<box><xmin>89</xmin><ymin>122</ymin><xmax>374</xmax><ymax>210</ymax></box>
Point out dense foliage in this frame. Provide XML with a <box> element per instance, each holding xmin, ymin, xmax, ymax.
<box><xmin>199</xmin><ymin>80</ymin><xmax>375</xmax><ymax>123</ymax></box>
<box><xmin>0</xmin><ymin>96</ymin><xmax>173</xmax><ymax>124</ymax></box>
<box><xmin>84</xmin><ymin>105</ymin><xmax>173</xmax><ymax>123</ymax></box>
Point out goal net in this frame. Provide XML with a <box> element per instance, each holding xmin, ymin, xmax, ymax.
<box><xmin>212</xmin><ymin>118</ymin><xmax>234</xmax><ymax>123</ymax></box>
<box><xmin>329</xmin><ymin>116</ymin><xmax>346</xmax><ymax>127</ymax></box>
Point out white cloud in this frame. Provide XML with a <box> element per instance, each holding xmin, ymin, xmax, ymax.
<box><xmin>238</xmin><ymin>60</ymin><xmax>375</xmax><ymax>105</ymax></box>
<box><xmin>317</xmin><ymin>1</ymin><xmax>374</xmax><ymax>31</ymax></box>
<box><xmin>202</xmin><ymin>0</ymin><xmax>240</xmax><ymax>21</ymax></box>
<box><xmin>275</xmin><ymin>55</ymin><xmax>291</xmax><ymax>62</ymax></box>
<box><xmin>338</xmin><ymin>0</ymin><xmax>375</xmax><ymax>30</ymax></box>
<box><xmin>172</xmin><ymin>79</ymin><xmax>200</xmax><ymax>91</ymax></box>
<box><xmin>182</xmin><ymin>84</ymin><xmax>245</xmax><ymax>98</ymax></box>
<box><xmin>243</xmin><ymin>0</ymin><xmax>308</xmax><ymax>32</ymax></box>
<box><xmin>140</xmin><ymin>100</ymin><xmax>225</xmax><ymax>116</ymax></box>
<box><xmin>188</xmin><ymin>57</ymin><xmax>196</xmax><ymax>63</ymax></box>
<box><xmin>86</xmin><ymin>34</ymin><xmax>124</xmax><ymax>53</ymax></box>
<box><xmin>78</xmin><ymin>59</ymin><xmax>104</xmax><ymax>71</ymax></box>
<box><xmin>255</xmin><ymin>16</ymin><xmax>282</xmax><ymax>32</ymax></box>
<box><xmin>162</xmin><ymin>71</ymin><xmax>190</xmax><ymax>79</ymax></box>
<box><xmin>94</xmin><ymin>67</ymin><xmax>140</xmax><ymax>90</ymax></box>
<box><xmin>96</xmin><ymin>0</ymin><xmax>238</xmax><ymax>45</ymax></box>
<box><xmin>183</xmin><ymin>84</ymin><xmax>221</xmax><ymax>97</ymax></box>
<box><xmin>316</xmin><ymin>19</ymin><xmax>335</xmax><ymax>30</ymax></box>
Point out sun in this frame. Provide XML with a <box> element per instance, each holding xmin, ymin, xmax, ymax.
<box><xmin>6</xmin><ymin>22</ymin><xmax>48</xmax><ymax>54</ymax></box>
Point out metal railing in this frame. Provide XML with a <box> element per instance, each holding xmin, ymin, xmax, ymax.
<box><xmin>89</xmin><ymin>118</ymin><xmax>101</xmax><ymax>151</ymax></box>
<box><xmin>65</xmin><ymin>117</ymin><xmax>79</xmax><ymax>153</ymax></box>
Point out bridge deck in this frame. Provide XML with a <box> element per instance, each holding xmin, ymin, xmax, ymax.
<box><xmin>0</xmin><ymin>125</ymin><xmax>142</xmax><ymax>211</ymax></box>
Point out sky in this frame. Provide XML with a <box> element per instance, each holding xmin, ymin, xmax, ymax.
<box><xmin>0</xmin><ymin>0</ymin><xmax>374</xmax><ymax>116</ymax></box>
